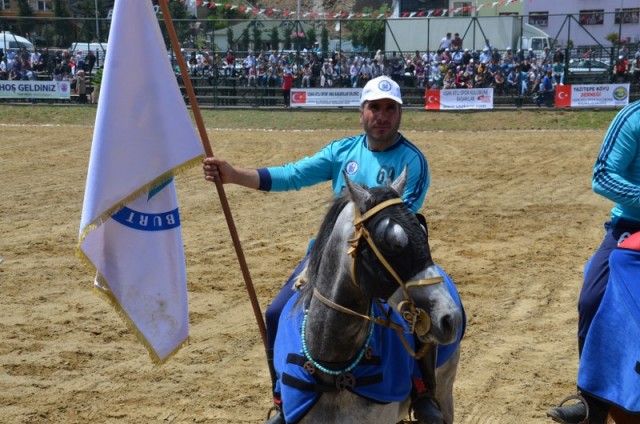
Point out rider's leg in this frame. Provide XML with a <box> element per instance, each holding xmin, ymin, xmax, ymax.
<box><xmin>547</xmin><ymin>220</ymin><xmax>638</xmax><ymax>423</ymax></box>
<box><xmin>264</xmin><ymin>254</ymin><xmax>311</xmax><ymax>424</ymax></box>
<box><xmin>412</xmin><ymin>344</ymin><xmax>444</xmax><ymax>424</ymax></box>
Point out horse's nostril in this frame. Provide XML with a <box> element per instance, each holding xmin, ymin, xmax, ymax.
<box><xmin>440</xmin><ymin>313</ymin><xmax>457</xmax><ymax>337</ymax></box>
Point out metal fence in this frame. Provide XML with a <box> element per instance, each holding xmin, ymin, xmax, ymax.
<box><xmin>0</xmin><ymin>14</ymin><xmax>638</xmax><ymax>108</ymax></box>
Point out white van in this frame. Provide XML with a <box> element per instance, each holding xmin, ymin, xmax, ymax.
<box><xmin>0</xmin><ymin>32</ymin><xmax>34</xmax><ymax>52</ymax></box>
<box><xmin>70</xmin><ymin>42</ymin><xmax>107</xmax><ymax>56</ymax></box>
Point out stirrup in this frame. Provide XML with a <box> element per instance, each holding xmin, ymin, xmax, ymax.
<box><xmin>553</xmin><ymin>394</ymin><xmax>590</xmax><ymax>424</ymax></box>
<box><xmin>265</xmin><ymin>404</ymin><xmax>285</xmax><ymax>424</ymax></box>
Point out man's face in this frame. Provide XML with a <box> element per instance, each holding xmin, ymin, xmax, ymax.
<box><xmin>360</xmin><ymin>98</ymin><xmax>402</xmax><ymax>150</ymax></box>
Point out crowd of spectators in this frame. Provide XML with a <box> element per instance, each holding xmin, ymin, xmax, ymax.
<box><xmin>0</xmin><ymin>47</ymin><xmax>99</xmax><ymax>82</ymax></box>
<box><xmin>1</xmin><ymin>40</ymin><xmax>638</xmax><ymax>106</ymax></box>
<box><xmin>0</xmin><ymin>47</ymin><xmax>100</xmax><ymax>103</ymax></box>
<box><xmin>182</xmin><ymin>42</ymin><xmax>640</xmax><ymax>100</ymax></box>
<box><xmin>189</xmin><ymin>44</ymin><xmax>560</xmax><ymax>99</ymax></box>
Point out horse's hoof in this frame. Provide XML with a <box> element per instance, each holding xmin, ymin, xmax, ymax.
<box><xmin>412</xmin><ymin>396</ymin><xmax>444</xmax><ymax>424</ymax></box>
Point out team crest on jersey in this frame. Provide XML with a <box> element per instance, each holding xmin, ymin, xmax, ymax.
<box><xmin>112</xmin><ymin>179</ymin><xmax>180</xmax><ymax>232</ymax></box>
<box><xmin>345</xmin><ymin>161</ymin><xmax>359</xmax><ymax>175</ymax></box>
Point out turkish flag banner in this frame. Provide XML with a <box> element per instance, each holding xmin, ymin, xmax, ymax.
<box><xmin>425</xmin><ymin>90</ymin><xmax>441</xmax><ymax>110</ymax></box>
<box><xmin>555</xmin><ymin>85</ymin><xmax>572</xmax><ymax>108</ymax></box>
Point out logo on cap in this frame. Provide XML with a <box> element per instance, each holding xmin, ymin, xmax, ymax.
<box><xmin>378</xmin><ymin>79</ymin><xmax>392</xmax><ymax>92</ymax></box>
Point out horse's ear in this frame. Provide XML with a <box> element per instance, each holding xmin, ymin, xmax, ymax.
<box><xmin>390</xmin><ymin>165</ymin><xmax>408</xmax><ymax>197</ymax></box>
<box><xmin>343</xmin><ymin>172</ymin><xmax>372</xmax><ymax>210</ymax></box>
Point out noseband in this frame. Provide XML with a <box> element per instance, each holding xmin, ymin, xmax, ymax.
<box><xmin>312</xmin><ymin>197</ymin><xmax>443</xmax><ymax>359</ymax></box>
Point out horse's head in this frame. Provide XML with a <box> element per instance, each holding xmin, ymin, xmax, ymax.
<box><xmin>344</xmin><ymin>168</ymin><xmax>432</xmax><ymax>301</ymax></box>
<box><xmin>301</xmin><ymin>167</ymin><xmax>461</xmax><ymax>348</ymax></box>
<box><xmin>345</xmin><ymin>168</ymin><xmax>462</xmax><ymax>347</ymax></box>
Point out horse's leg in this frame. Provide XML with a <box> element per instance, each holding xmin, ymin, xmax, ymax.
<box><xmin>301</xmin><ymin>392</ymin><xmax>411</xmax><ymax>424</ymax></box>
<box><xmin>435</xmin><ymin>346</ymin><xmax>460</xmax><ymax>424</ymax></box>
<box><xmin>608</xmin><ymin>407</ymin><xmax>637</xmax><ymax>424</ymax></box>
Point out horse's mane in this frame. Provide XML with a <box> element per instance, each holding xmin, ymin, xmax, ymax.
<box><xmin>296</xmin><ymin>191</ymin><xmax>352</xmax><ymax>308</ymax></box>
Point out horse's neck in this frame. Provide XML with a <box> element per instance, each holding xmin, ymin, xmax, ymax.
<box><xmin>304</xmin><ymin>282</ymin><xmax>372</xmax><ymax>364</ymax></box>
<box><xmin>303</xmin><ymin>202</ymin><xmax>373</xmax><ymax>363</ymax></box>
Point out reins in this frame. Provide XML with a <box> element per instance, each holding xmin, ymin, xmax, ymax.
<box><xmin>311</xmin><ymin>196</ymin><xmax>443</xmax><ymax>360</ymax></box>
<box><xmin>313</xmin><ymin>287</ymin><xmax>432</xmax><ymax>360</ymax></box>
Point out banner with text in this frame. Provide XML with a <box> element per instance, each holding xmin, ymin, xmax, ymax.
<box><xmin>425</xmin><ymin>88</ymin><xmax>494</xmax><ymax>110</ymax></box>
<box><xmin>555</xmin><ymin>84</ymin><xmax>630</xmax><ymax>108</ymax></box>
<box><xmin>291</xmin><ymin>88</ymin><xmax>361</xmax><ymax>108</ymax></box>
<box><xmin>0</xmin><ymin>81</ymin><xmax>72</xmax><ymax>99</ymax></box>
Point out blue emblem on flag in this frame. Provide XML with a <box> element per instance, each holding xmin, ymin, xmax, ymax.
<box><xmin>112</xmin><ymin>178</ymin><xmax>180</xmax><ymax>231</ymax></box>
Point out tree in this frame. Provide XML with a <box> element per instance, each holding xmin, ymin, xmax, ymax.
<box><xmin>306</xmin><ymin>26</ymin><xmax>317</xmax><ymax>48</ymax></box>
<box><xmin>206</xmin><ymin>5</ymin><xmax>244</xmax><ymax>31</ymax></box>
<box><xmin>270</xmin><ymin>25</ymin><xmax>280</xmax><ymax>52</ymax></box>
<box><xmin>53</xmin><ymin>0</ymin><xmax>75</xmax><ymax>47</ymax></box>
<box><xmin>251</xmin><ymin>23</ymin><xmax>262</xmax><ymax>52</ymax></box>
<box><xmin>16</xmin><ymin>0</ymin><xmax>35</xmax><ymax>37</ymax></box>
<box><xmin>159</xmin><ymin>1</ymin><xmax>190</xmax><ymax>46</ymax></box>
<box><xmin>226</xmin><ymin>27</ymin><xmax>234</xmax><ymax>51</ymax></box>
<box><xmin>346</xmin><ymin>5</ymin><xmax>388</xmax><ymax>53</ymax></box>
<box><xmin>283</xmin><ymin>26</ymin><xmax>292</xmax><ymax>50</ymax></box>
<box><xmin>321</xmin><ymin>25</ymin><xmax>329</xmax><ymax>56</ymax></box>
<box><xmin>73</xmin><ymin>0</ymin><xmax>104</xmax><ymax>41</ymax></box>
<box><xmin>239</xmin><ymin>27</ymin><xmax>250</xmax><ymax>52</ymax></box>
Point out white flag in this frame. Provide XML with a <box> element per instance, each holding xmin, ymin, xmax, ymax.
<box><xmin>78</xmin><ymin>0</ymin><xmax>203</xmax><ymax>363</ymax></box>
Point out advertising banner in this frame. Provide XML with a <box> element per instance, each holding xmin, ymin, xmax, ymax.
<box><xmin>0</xmin><ymin>81</ymin><xmax>72</xmax><ymax>99</ymax></box>
<box><xmin>291</xmin><ymin>88</ymin><xmax>361</xmax><ymax>108</ymax></box>
<box><xmin>425</xmin><ymin>88</ymin><xmax>494</xmax><ymax>110</ymax></box>
<box><xmin>555</xmin><ymin>84</ymin><xmax>630</xmax><ymax>108</ymax></box>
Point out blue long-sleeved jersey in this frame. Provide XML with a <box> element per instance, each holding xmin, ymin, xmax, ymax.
<box><xmin>592</xmin><ymin>100</ymin><xmax>640</xmax><ymax>224</ymax></box>
<box><xmin>256</xmin><ymin>133</ymin><xmax>429</xmax><ymax>213</ymax></box>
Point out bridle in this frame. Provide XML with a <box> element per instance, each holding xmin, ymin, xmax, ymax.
<box><xmin>311</xmin><ymin>197</ymin><xmax>443</xmax><ymax>359</ymax></box>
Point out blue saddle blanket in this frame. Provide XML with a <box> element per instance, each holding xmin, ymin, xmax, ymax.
<box><xmin>274</xmin><ymin>265</ymin><xmax>465</xmax><ymax>423</ymax></box>
<box><xmin>578</xmin><ymin>236</ymin><xmax>640</xmax><ymax>413</ymax></box>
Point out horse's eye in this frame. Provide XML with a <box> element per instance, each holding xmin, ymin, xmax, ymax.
<box><xmin>373</xmin><ymin>217</ymin><xmax>408</xmax><ymax>253</ymax></box>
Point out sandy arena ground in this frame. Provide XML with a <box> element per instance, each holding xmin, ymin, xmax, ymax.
<box><xmin>0</xmin><ymin>120</ymin><xmax>612</xmax><ymax>423</ymax></box>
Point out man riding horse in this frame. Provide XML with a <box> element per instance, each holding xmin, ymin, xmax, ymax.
<box><xmin>203</xmin><ymin>76</ymin><xmax>446</xmax><ymax>423</ymax></box>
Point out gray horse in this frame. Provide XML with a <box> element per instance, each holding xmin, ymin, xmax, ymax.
<box><xmin>273</xmin><ymin>169</ymin><xmax>465</xmax><ymax>424</ymax></box>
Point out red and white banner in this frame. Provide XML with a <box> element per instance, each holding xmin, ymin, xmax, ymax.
<box><xmin>175</xmin><ymin>0</ymin><xmax>534</xmax><ymax>19</ymax></box>
<box><xmin>555</xmin><ymin>84</ymin><xmax>630</xmax><ymax>108</ymax></box>
<box><xmin>291</xmin><ymin>88</ymin><xmax>361</xmax><ymax>108</ymax></box>
<box><xmin>425</xmin><ymin>88</ymin><xmax>494</xmax><ymax>110</ymax></box>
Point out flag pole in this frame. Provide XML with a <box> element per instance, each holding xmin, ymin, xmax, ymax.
<box><xmin>158</xmin><ymin>0</ymin><xmax>267</xmax><ymax>349</ymax></box>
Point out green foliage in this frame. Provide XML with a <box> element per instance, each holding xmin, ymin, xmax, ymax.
<box><xmin>252</xmin><ymin>24</ymin><xmax>262</xmax><ymax>51</ymax></box>
<box><xmin>227</xmin><ymin>27</ymin><xmax>234</xmax><ymax>50</ymax></box>
<box><xmin>239</xmin><ymin>27</ymin><xmax>251</xmax><ymax>52</ymax></box>
<box><xmin>306</xmin><ymin>26</ymin><xmax>317</xmax><ymax>47</ymax></box>
<box><xmin>321</xmin><ymin>26</ymin><xmax>329</xmax><ymax>55</ymax></box>
<box><xmin>53</xmin><ymin>0</ymin><xmax>75</xmax><ymax>47</ymax></box>
<box><xmin>270</xmin><ymin>26</ymin><xmax>280</xmax><ymax>51</ymax></box>
<box><xmin>16</xmin><ymin>0</ymin><xmax>35</xmax><ymax>36</ymax></box>
<box><xmin>346</xmin><ymin>5</ymin><xmax>389</xmax><ymax>52</ymax></box>
<box><xmin>91</xmin><ymin>68</ymin><xmax>103</xmax><ymax>85</ymax></box>
<box><xmin>73</xmin><ymin>0</ymin><xmax>104</xmax><ymax>42</ymax></box>
<box><xmin>39</xmin><ymin>24</ymin><xmax>56</xmax><ymax>47</ymax></box>
<box><xmin>605</xmin><ymin>32</ymin><xmax>619</xmax><ymax>44</ymax></box>
<box><xmin>206</xmin><ymin>7</ymin><xmax>244</xmax><ymax>31</ymax></box>
<box><xmin>283</xmin><ymin>27</ymin><xmax>292</xmax><ymax>50</ymax></box>
<box><xmin>157</xmin><ymin>1</ymin><xmax>191</xmax><ymax>48</ymax></box>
